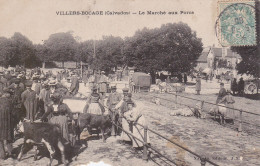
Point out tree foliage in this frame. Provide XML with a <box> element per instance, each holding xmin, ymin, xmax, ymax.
<box><xmin>44</xmin><ymin>32</ymin><xmax>77</xmax><ymax>64</ymax></box>
<box><xmin>124</xmin><ymin>22</ymin><xmax>203</xmax><ymax>82</ymax></box>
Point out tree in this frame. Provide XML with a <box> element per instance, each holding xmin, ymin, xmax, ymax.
<box><xmin>0</xmin><ymin>33</ymin><xmax>41</xmax><ymax>68</ymax></box>
<box><xmin>44</xmin><ymin>32</ymin><xmax>78</xmax><ymax>68</ymax></box>
<box><xmin>124</xmin><ymin>23</ymin><xmax>203</xmax><ymax>83</ymax></box>
<box><xmin>94</xmin><ymin>36</ymin><xmax>124</xmax><ymax>73</ymax></box>
<box><xmin>0</xmin><ymin>37</ymin><xmax>13</xmax><ymax>67</ymax></box>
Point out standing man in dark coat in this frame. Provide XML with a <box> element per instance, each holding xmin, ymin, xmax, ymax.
<box><xmin>195</xmin><ymin>75</ymin><xmax>201</xmax><ymax>95</ymax></box>
<box><xmin>0</xmin><ymin>92</ymin><xmax>13</xmax><ymax>159</ymax></box>
<box><xmin>238</xmin><ymin>77</ymin><xmax>245</xmax><ymax>96</ymax></box>
<box><xmin>216</xmin><ymin>83</ymin><xmax>227</xmax><ymax>104</ymax></box>
<box><xmin>7</xmin><ymin>79</ymin><xmax>25</xmax><ymax>129</ymax></box>
<box><xmin>70</xmin><ymin>73</ymin><xmax>79</xmax><ymax>96</ymax></box>
<box><xmin>231</xmin><ymin>78</ymin><xmax>238</xmax><ymax>95</ymax></box>
<box><xmin>107</xmin><ymin>86</ymin><xmax>122</xmax><ymax>135</ymax></box>
<box><xmin>21</xmin><ymin>81</ymin><xmax>38</xmax><ymax>122</ymax></box>
<box><xmin>184</xmin><ymin>73</ymin><xmax>188</xmax><ymax>85</ymax></box>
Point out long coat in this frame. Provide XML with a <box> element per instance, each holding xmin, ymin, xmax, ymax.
<box><xmin>195</xmin><ymin>77</ymin><xmax>201</xmax><ymax>91</ymax></box>
<box><xmin>219</xmin><ymin>95</ymin><xmax>235</xmax><ymax>119</ymax></box>
<box><xmin>0</xmin><ymin>97</ymin><xmax>13</xmax><ymax>141</ymax></box>
<box><xmin>98</xmin><ymin>75</ymin><xmax>108</xmax><ymax>93</ymax></box>
<box><xmin>70</xmin><ymin>76</ymin><xmax>79</xmax><ymax>95</ymax></box>
<box><xmin>21</xmin><ymin>89</ymin><xmax>38</xmax><ymax>122</ymax></box>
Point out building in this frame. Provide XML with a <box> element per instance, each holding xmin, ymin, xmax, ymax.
<box><xmin>196</xmin><ymin>46</ymin><xmax>242</xmax><ymax>72</ymax></box>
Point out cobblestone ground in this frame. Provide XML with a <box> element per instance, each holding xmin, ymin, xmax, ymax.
<box><xmin>1</xmin><ymin>79</ymin><xmax>259</xmax><ymax>166</ymax></box>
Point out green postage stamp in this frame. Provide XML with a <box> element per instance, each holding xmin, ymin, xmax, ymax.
<box><xmin>217</xmin><ymin>0</ymin><xmax>256</xmax><ymax>46</ymax></box>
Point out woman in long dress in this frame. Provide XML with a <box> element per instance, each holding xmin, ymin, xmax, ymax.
<box><xmin>219</xmin><ymin>90</ymin><xmax>235</xmax><ymax>124</ymax></box>
<box><xmin>124</xmin><ymin>100</ymin><xmax>150</xmax><ymax>148</ymax></box>
<box><xmin>40</xmin><ymin>93</ymin><xmax>72</xmax><ymax>143</ymax></box>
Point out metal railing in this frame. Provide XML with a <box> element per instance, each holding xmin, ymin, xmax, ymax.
<box><xmin>109</xmin><ymin>111</ymin><xmax>219</xmax><ymax>166</ymax></box>
<box><xmin>146</xmin><ymin>91</ymin><xmax>260</xmax><ymax>132</ymax></box>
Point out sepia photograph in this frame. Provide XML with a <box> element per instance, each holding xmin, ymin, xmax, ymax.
<box><xmin>0</xmin><ymin>0</ymin><xmax>259</xmax><ymax>165</ymax></box>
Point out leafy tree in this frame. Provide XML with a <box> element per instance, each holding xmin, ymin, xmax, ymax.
<box><xmin>94</xmin><ymin>36</ymin><xmax>124</xmax><ymax>73</ymax></box>
<box><xmin>44</xmin><ymin>32</ymin><xmax>78</xmax><ymax>68</ymax></box>
<box><xmin>0</xmin><ymin>37</ymin><xmax>13</xmax><ymax>67</ymax></box>
<box><xmin>0</xmin><ymin>33</ymin><xmax>41</xmax><ymax>68</ymax></box>
<box><xmin>124</xmin><ymin>23</ymin><xmax>203</xmax><ymax>83</ymax></box>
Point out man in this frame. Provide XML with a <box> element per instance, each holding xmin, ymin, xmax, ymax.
<box><xmin>70</xmin><ymin>72</ymin><xmax>79</xmax><ymax>96</ymax></box>
<box><xmin>0</xmin><ymin>92</ymin><xmax>14</xmax><ymax>159</ymax></box>
<box><xmin>98</xmin><ymin>71</ymin><xmax>108</xmax><ymax>97</ymax></box>
<box><xmin>184</xmin><ymin>73</ymin><xmax>187</xmax><ymax>85</ymax></box>
<box><xmin>238</xmin><ymin>77</ymin><xmax>245</xmax><ymax>96</ymax></box>
<box><xmin>106</xmin><ymin>86</ymin><xmax>122</xmax><ymax>136</ymax></box>
<box><xmin>216</xmin><ymin>83</ymin><xmax>227</xmax><ymax>104</ymax></box>
<box><xmin>32</xmin><ymin>76</ymin><xmax>42</xmax><ymax>97</ymax></box>
<box><xmin>21</xmin><ymin>81</ymin><xmax>38</xmax><ymax>122</ymax></box>
<box><xmin>56</xmin><ymin>71</ymin><xmax>62</xmax><ymax>83</ymax></box>
<box><xmin>7</xmin><ymin>79</ymin><xmax>25</xmax><ymax>128</ymax></box>
<box><xmin>195</xmin><ymin>75</ymin><xmax>201</xmax><ymax>95</ymax></box>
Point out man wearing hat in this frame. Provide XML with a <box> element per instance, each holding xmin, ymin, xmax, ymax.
<box><xmin>69</xmin><ymin>72</ymin><xmax>79</xmax><ymax>96</ymax></box>
<box><xmin>7</xmin><ymin>78</ymin><xmax>25</xmax><ymax>127</ymax></box>
<box><xmin>98</xmin><ymin>71</ymin><xmax>108</xmax><ymax>97</ymax></box>
<box><xmin>216</xmin><ymin>82</ymin><xmax>227</xmax><ymax>104</ymax></box>
<box><xmin>107</xmin><ymin>85</ymin><xmax>122</xmax><ymax>136</ymax></box>
<box><xmin>21</xmin><ymin>81</ymin><xmax>38</xmax><ymax>122</ymax></box>
<box><xmin>195</xmin><ymin>74</ymin><xmax>201</xmax><ymax>95</ymax></box>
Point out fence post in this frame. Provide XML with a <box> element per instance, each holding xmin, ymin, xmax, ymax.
<box><xmin>175</xmin><ymin>85</ymin><xmax>178</xmax><ymax>109</ymax></box>
<box><xmin>238</xmin><ymin>109</ymin><xmax>242</xmax><ymax>132</ymax></box>
<box><xmin>142</xmin><ymin>125</ymin><xmax>148</xmax><ymax>161</ymax></box>
<box><xmin>200</xmin><ymin>156</ymin><xmax>206</xmax><ymax>166</ymax></box>
<box><xmin>111</xmin><ymin>111</ymin><xmax>116</xmax><ymax>136</ymax></box>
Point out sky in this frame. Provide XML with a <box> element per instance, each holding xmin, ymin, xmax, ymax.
<box><xmin>0</xmin><ymin>0</ymin><xmax>220</xmax><ymax>47</ymax></box>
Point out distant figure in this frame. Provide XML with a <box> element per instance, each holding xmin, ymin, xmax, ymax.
<box><xmin>237</xmin><ymin>77</ymin><xmax>245</xmax><ymax>96</ymax></box>
<box><xmin>231</xmin><ymin>78</ymin><xmax>238</xmax><ymax>95</ymax></box>
<box><xmin>195</xmin><ymin>75</ymin><xmax>201</xmax><ymax>95</ymax></box>
<box><xmin>82</xmin><ymin>72</ymin><xmax>88</xmax><ymax>87</ymax></box>
<box><xmin>216</xmin><ymin>83</ymin><xmax>227</xmax><ymax>104</ymax></box>
<box><xmin>184</xmin><ymin>73</ymin><xmax>187</xmax><ymax>84</ymax></box>
<box><xmin>177</xmin><ymin>73</ymin><xmax>183</xmax><ymax>83</ymax></box>
<box><xmin>70</xmin><ymin>72</ymin><xmax>79</xmax><ymax>96</ymax></box>
<box><xmin>209</xmin><ymin>74</ymin><xmax>213</xmax><ymax>82</ymax></box>
<box><xmin>98</xmin><ymin>71</ymin><xmax>108</xmax><ymax>97</ymax></box>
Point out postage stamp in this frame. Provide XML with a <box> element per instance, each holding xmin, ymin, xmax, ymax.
<box><xmin>217</xmin><ymin>0</ymin><xmax>256</xmax><ymax>46</ymax></box>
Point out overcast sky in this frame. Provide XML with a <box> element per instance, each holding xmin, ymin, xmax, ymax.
<box><xmin>0</xmin><ymin>0</ymin><xmax>219</xmax><ymax>47</ymax></box>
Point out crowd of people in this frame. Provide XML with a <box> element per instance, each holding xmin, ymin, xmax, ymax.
<box><xmin>0</xmin><ymin>66</ymin><xmax>149</xmax><ymax>159</ymax></box>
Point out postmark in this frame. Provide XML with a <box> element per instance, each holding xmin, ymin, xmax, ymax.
<box><xmin>216</xmin><ymin>0</ymin><xmax>256</xmax><ymax>46</ymax></box>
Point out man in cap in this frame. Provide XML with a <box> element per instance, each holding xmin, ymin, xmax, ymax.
<box><xmin>107</xmin><ymin>85</ymin><xmax>122</xmax><ymax>136</ymax></box>
<box><xmin>21</xmin><ymin>81</ymin><xmax>38</xmax><ymax>122</ymax></box>
<box><xmin>7</xmin><ymin>79</ymin><xmax>25</xmax><ymax>128</ymax></box>
<box><xmin>69</xmin><ymin>72</ymin><xmax>79</xmax><ymax>96</ymax></box>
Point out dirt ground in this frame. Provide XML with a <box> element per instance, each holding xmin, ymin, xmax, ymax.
<box><xmin>1</xmin><ymin>78</ymin><xmax>260</xmax><ymax>166</ymax></box>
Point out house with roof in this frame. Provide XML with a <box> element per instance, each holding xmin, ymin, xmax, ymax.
<box><xmin>196</xmin><ymin>46</ymin><xmax>242</xmax><ymax>72</ymax></box>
